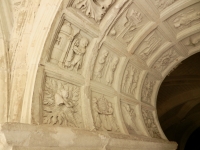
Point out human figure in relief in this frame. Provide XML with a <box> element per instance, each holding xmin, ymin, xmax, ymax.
<box><xmin>106</xmin><ymin>57</ymin><xmax>119</xmax><ymax>85</ymax></box>
<box><xmin>94</xmin><ymin>50</ymin><xmax>109</xmax><ymax>80</ymax></box>
<box><xmin>92</xmin><ymin>98</ymin><xmax>102</xmax><ymax>129</ymax></box>
<box><xmin>65</xmin><ymin>37</ymin><xmax>89</xmax><ymax>71</ymax></box>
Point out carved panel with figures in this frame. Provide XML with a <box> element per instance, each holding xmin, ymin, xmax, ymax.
<box><xmin>42</xmin><ymin>77</ymin><xmax>83</xmax><ymax>128</ymax></box>
<box><xmin>50</xmin><ymin>19</ymin><xmax>91</xmax><ymax>74</ymax></box>
<box><xmin>72</xmin><ymin>0</ymin><xmax>115</xmax><ymax>23</ymax></box>
<box><xmin>121</xmin><ymin>62</ymin><xmax>140</xmax><ymax>96</ymax></box>
<box><xmin>141</xmin><ymin>74</ymin><xmax>156</xmax><ymax>104</ymax></box>
<box><xmin>142</xmin><ymin>108</ymin><xmax>161</xmax><ymax>138</ymax></box>
<box><xmin>91</xmin><ymin>92</ymin><xmax>120</xmax><ymax>132</ymax></box>
<box><xmin>121</xmin><ymin>101</ymin><xmax>140</xmax><ymax>134</ymax></box>
<box><xmin>109</xmin><ymin>3</ymin><xmax>149</xmax><ymax>46</ymax></box>
<box><xmin>152</xmin><ymin>49</ymin><xmax>178</xmax><ymax>73</ymax></box>
<box><xmin>93</xmin><ymin>47</ymin><xmax>120</xmax><ymax>86</ymax></box>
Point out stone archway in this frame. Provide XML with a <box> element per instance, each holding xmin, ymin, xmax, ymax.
<box><xmin>0</xmin><ymin>0</ymin><xmax>200</xmax><ymax>149</ymax></box>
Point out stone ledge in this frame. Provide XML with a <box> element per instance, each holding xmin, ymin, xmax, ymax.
<box><xmin>0</xmin><ymin>123</ymin><xmax>177</xmax><ymax>150</ymax></box>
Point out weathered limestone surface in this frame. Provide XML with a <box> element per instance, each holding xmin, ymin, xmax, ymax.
<box><xmin>0</xmin><ymin>0</ymin><xmax>200</xmax><ymax>149</ymax></box>
<box><xmin>0</xmin><ymin>123</ymin><xmax>177</xmax><ymax>150</ymax></box>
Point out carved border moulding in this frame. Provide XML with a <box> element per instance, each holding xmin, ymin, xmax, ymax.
<box><xmin>121</xmin><ymin>100</ymin><xmax>142</xmax><ymax>135</ymax></box>
<box><xmin>42</xmin><ymin>76</ymin><xmax>84</xmax><ymax>128</ymax></box>
<box><xmin>166</xmin><ymin>3</ymin><xmax>200</xmax><ymax>35</ymax></box>
<box><xmin>92</xmin><ymin>44</ymin><xmax>123</xmax><ymax>88</ymax></box>
<box><xmin>91</xmin><ymin>91</ymin><xmax>120</xmax><ymax>133</ymax></box>
<box><xmin>72</xmin><ymin>0</ymin><xmax>115</xmax><ymax>23</ymax></box>
<box><xmin>108</xmin><ymin>3</ymin><xmax>149</xmax><ymax>47</ymax></box>
<box><xmin>141</xmin><ymin>74</ymin><xmax>156</xmax><ymax>105</ymax></box>
<box><xmin>135</xmin><ymin>30</ymin><xmax>164</xmax><ymax>63</ymax></box>
<box><xmin>154</xmin><ymin>0</ymin><xmax>178</xmax><ymax>12</ymax></box>
<box><xmin>151</xmin><ymin>48</ymin><xmax>178</xmax><ymax>74</ymax></box>
<box><xmin>121</xmin><ymin>62</ymin><xmax>142</xmax><ymax>98</ymax></box>
<box><xmin>141</xmin><ymin>108</ymin><xmax>161</xmax><ymax>139</ymax></box>
<box><xmin>49</xmin><ymin>18</ymin><xmax>92</xmax><ymax>75</ymax></box>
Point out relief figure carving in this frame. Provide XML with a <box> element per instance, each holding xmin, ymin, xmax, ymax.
<box><xmin>122</xmin><ymin>65</ymin><xmax>140</xmax><ymax>95</ymax></box>
<box><xmin>106</xmin><ymin>57</ymin><xmax>119</xmax><ymax>85</ymax></box>
<box><xmin>64</xmin><ymin>37</ymin><xmax>89</xmax><ymax>71</ymax></box>
<box><xmin>73</xmin><ymin>0</ymin><xmax>115</xmax><ymax>22</ymax></box>
<box><xmin>93</xmin><ymin>50</ymin><xmax>109</xmax><ymax>81</ymax></box>
<box><xmin>43</xmin><ymin>78</ymin><xmax>83</xmax><ymax>128</ymax></box>
<box><xmin>92</xmin><ymin>96</ymin><xmax>119</xmax><ymax>132</ymax></box>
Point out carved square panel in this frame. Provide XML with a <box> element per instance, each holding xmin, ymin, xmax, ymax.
<box><xmin>121</xmin><ymin>100</ymin><xmax>141</xmax><ymax>135</ymax></box>
<box><xmin>121</xmin><ymin>61</ymin><xmax>143</xmax><ymax>98</ymax></box>
<box><xmin>141</xmin><ymin>74</ymin><xmax>156</xmax><ymax>105</ymax></box>
<box><xmin>92</xmin><ymin>45</ymin><xmax>122</xmax><ymax>87</ymax></box>
<box><xmin>42</xmin><ymin>76</ymin><xmax>84</xmax><ymax>128</ymax></box>
<box><xmin>135</xmin><ymin>29</ymin><xmax>167</xmax><ymax>63</ymax></box>
<box><xmin>180</xmin><ymin>31</ymin><xmax>200</xmax><ymax>50</ymax></box>
<box><xmin>91</xmin><ymin>91</ymin><xmax>120</xmax><ymax>133</ymax></box>
<box><xmin>151</xmin><ymin>48</ymin><xmax>178</xmax><ymax>74</ymax></box>
<box><xmin>108</xmin><ymin>3</ymin><xmax>150</xmax><ymax>46</ymax></box>
<box><xmin>49</xmin><ymin>19</ymin><xmax>93</xmax><ymax>75</ymax></box>
<box><xmin>141</xmin><ymin>107</ymin><xmax>161</xmax><ymax>138</ymax></box>
<box><xmin>165</xmin><ymin>2</ymin><xmax>200</xmax><ymax>35</ymax></box>
<box><xmin>151</xmin><ymin>0</ymin><xmax>179</xmax><ymax>12</ymax></box>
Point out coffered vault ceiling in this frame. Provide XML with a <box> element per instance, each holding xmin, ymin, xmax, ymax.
<box><xmin>0</xmin><ymin>0</ymin><xmax>200</xmax><ymax>149</ymax></box>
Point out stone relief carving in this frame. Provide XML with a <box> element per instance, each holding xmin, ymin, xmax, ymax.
<box><xmin>139</xmin><ymin>33</ymin><xmax>162</xmax><ymax>61</ymax></box>
<box><xmin>110</xmin><ymin>7</ymin><xmax>143</xmax><ymax>45</ymax></box>
<box><xmin>142</xmin><ymin>108</ymin><xmax>161</xmax><ymax>138</ymax></box>
<box><xmin>93</xmin><ymin>49</ymin><xmax>119</xmax><ymax>86</ymax></box>
<box><xmin>141</xmin><ymin>75</ymin><xmax>155</xmax><ymax>104</ymax></box>
<box><xmin>154</xmin><ymin>0</ymin><xmax>177</xmax><ymax>11</ymax></box>
<box><xmin>152</xmin><ymin>49</ymin><xmax>177</xmax><ymax>73</ymax></box>
<box><xmin>183</xmin><ymin>32</ymin><xmax>200</xmax><ymax>47</ymax></box>
<box><xmin>121</xmin><ymin>103</ymin><xmax>139</xmax><ymax>133</ymax></box>
<box><xmin>72</xmin><ymin>0</ymin><xmax>115</xmax><ymax>22</ymax></box>
<box><xmin>50</xmin><ymin>20</ymin><xmax>90</xmax><ymax>73</ymax></box>
<box><xmin>43</xmin><ymin>77</ymin><xmax>83</xmax><ymax>128</ymax></box>
<box><xmin>93</xmin><ymin>50</ymin><xmax>109</xmax><ymax>81</ymax></box>
<box><xmin>173</xmin><ymin>9</ymin><xmax>200</xmax><ymax>29</ymax></box>
<box><xmin>122</xmin><ymin>64</ymin><xmax>140</xmax><ymax>95</ymax></box>
<box><xmin>92</xmin><ymin>95</ymin><xmax>119</xmax><ymax>132</ymax></box>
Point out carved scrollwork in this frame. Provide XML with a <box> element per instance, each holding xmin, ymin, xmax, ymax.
<box><xmin>122</xmin><ymin>64</ymin><xmax>140</xmax><ymax>95</ymax></box>
<box><xmin>92</xmin><ymin>95</ymin><xmax>119</xmax><ymax>132</ymax></box>
<box><xmin>141</xmin><ymin>75</ymin><xmax>155</xmax><ymax>104</ymax></box>
<box><xmin>183</xmin><ymin>32</ymin><xmax>200</xmax><ymax>47</ymax></box>
<box><xmin>72</xmin><ymin>0</ymin><xmax>115</xmax><ymax>22</ymax></box>
<box><xmin>142</xmin><ymin>108</ymin><xmax>161</xmax><ymax>138</ymax></box>
<box><xmin>152</xmin><ymin>49</ymin><xmax>177</xmax><ymax>73</ymax></box>
<box><xmin>42</xmin><ymin>77</ymin><xmax>83</xmax><ymax>128</ymax></box>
